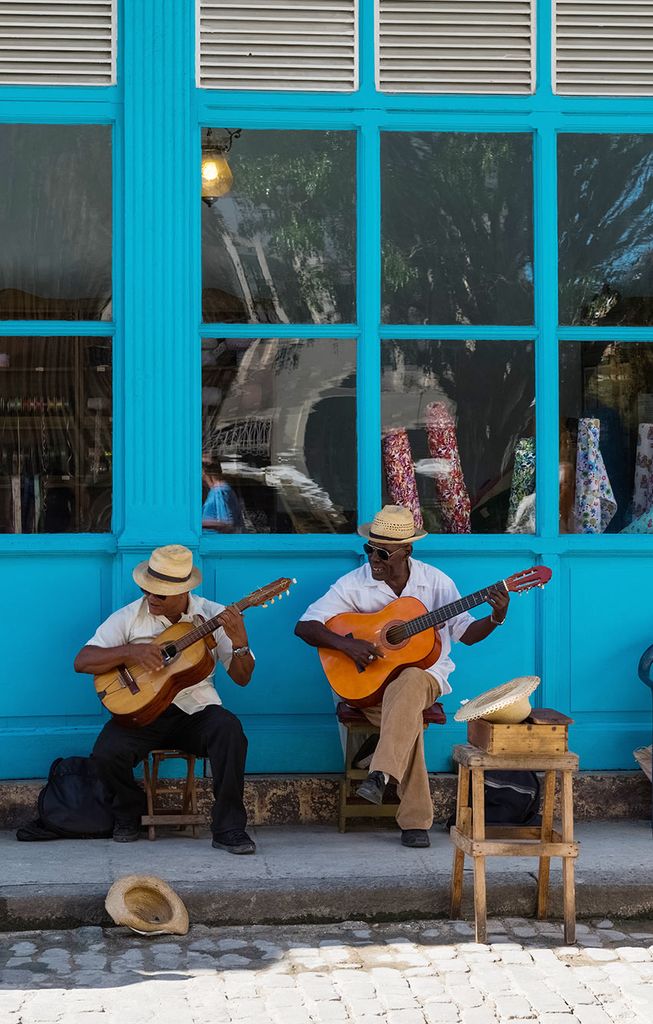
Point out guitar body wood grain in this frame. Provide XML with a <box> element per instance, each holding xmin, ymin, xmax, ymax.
<box><xmin>319</xmin><ymin>596</ymin><xmax>441</xmax><ymax>707</ymax></box>
<box><xmin>93</xmin><ymin>621</ymin><xmax>218</xmax><ymax>728</ymax></box>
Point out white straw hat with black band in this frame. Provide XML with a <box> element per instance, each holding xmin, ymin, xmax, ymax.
<box><xmin>132</xmin><ymin>544</ymin><xmax>202</xmax><ymax>596</ymax></box>
<box><xmin>358</xmin><ymin>505</ymin><xmax>428</xmax><ymax>546</ymax></box>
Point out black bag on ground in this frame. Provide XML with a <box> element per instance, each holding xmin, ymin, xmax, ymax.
<box><xmin>446</xmin><ymin>769</ymin><xmax>541</xmax><ymax>829</ymax></box>
<box><xmin>16</xmin><ymin>756</ymin><xmax>114</xmax><ymax>841</ymax></box>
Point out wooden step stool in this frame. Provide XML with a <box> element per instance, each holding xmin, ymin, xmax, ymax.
<box><xmin>449</xmin><ymin>709</ymin><xmax>579</xmax><ymax>944</ymax></box>
<box><xmin>141</xmin><ymin>749</ymin><xmax>205</xmax><ymax>840</ymax></box>
<box><xmin>336</xmin><ymin>700</ymin><xmax>446</xmax><ymax>832</ymax></box>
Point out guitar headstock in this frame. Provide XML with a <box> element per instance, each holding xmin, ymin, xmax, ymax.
<box><xmin>504</xmin><ymin>565</ymin><xmax>552</xmax><ymax>594</ymax></box>
<box><xmin>244</xmin><ymin>577</ymin><xmax>297</xmax><ymax>610</ymax></box>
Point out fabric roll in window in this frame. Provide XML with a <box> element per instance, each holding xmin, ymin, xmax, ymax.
<box><xmin>506</xmin><ymin>437</ymin><xmax>535</xmax><ymax>534</ymax></box>
<box><xmin>632</xmin><ymin>424</ymin><xmax>653</xmax><ymax>520</ymax></box>
<box><xmin>425</xmin><ymin>402</ymin><xmax>471</xmax><ymax>534</ymax></box>
<box><xmin>574</xmin><ymin>418</ymin><xmax>617</xmax><ymax>534</ymax></box>
<box><xmin>381</xmin><ymin>428</ymin><xmax>423</xmax><ymax>529</ymax></box>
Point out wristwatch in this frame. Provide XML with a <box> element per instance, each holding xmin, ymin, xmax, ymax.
<box><xmin>232</xmin><ymin>645</ymin><xmax>251</xmax><ymax>658</ymax></box>
<box><xmin>490</xmin><ymin>613</ymin><xmax>505</xmax><ymax>626</ymax></box>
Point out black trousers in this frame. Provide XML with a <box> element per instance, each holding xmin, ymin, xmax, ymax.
<box><xmin>91</xmin><ymin>704</ymin><xmax>248</xmax><ymax>834</ymax></box>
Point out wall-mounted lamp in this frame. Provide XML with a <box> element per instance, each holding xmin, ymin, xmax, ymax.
<box><xmin>201</xmin><ymin>127</ymin><xmax>242</xmax><ymax>205</ymax></box>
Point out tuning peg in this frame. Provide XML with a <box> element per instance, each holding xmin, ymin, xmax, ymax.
<box><xmin>286</xmin><ymin>589</ymin><xmax>290</xmax><ymax>596</ymax></box>
<box><xmin>292</xmin><ymin>578</ymin><xmax>297</xmax><ymax>584</ymax></box>
<box><xmin>278</xmin><ymin>593</ymin><xmax>283</xmax><ymax>600</ymax></box>
<box><xmin>262</xmin><ymin>603</ymin><xmax>268</xmax><ymax>608</ymax></box>
<box><xmin>270</xmin><ymin>598</ymin><xmax>275</xmax><ymax>604</ymax></box>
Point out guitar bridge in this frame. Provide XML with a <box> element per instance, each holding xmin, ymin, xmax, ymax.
<box><xmin>119</xmin><ymin>667</ymin><xmax>140</xmax><ymax>695</ymax></box>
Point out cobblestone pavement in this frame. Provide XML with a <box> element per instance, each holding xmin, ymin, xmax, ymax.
<box><xmin>1</xmin><ymin>917</ymin><xmax>652</xmax><ymax>1024</ymax></box>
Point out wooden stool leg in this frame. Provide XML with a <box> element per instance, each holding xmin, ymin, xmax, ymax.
<box><xmin>536</xmin><ymin>770</ymin><xmax>556</xmax><ymax>919</ymax></box>
<box><xmin>187</xmin><ymin>757</ymin><xmax>200</xmax><ymax>839</ymax></box>
<box><xmin>339</xmin><ymin>727</ymin><xmax>354</xmax><ymax>833</ymax></box>
<box><xmin>471</xmin><ymin>767</ymin><xmax>487</xmax><ymax>943</ymax></box>
<box><xmin>450</xmin><ymin>764</ymin><xmax>470</xmax><ymax>919</ymax></box>
<box><xmin>561</xmin><ymin>770</ymin><xmax>576</xmax><ymax>944</ymax></box>
<box><xmin>181</xmin><ymin>756</ymin><xmax>194</xmax><ymax>835</ymax></box>
<box><xmin>146</xmin><ymin>755</ymin><xmax>158</xmax><ymax>841</ymax></box>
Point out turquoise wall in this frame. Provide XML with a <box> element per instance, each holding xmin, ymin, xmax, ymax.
<box><xmin>0</xmin><ymin>0</ymin><xmax>651</xmax><ymax>779</ymax></box>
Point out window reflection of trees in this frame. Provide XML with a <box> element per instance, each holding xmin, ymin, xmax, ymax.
<box><xmin>201</xmin><ymin>131</ymin><xmax>356</xmax><ymax>325</ymax></box>
<box><xmin>381</xmin><ymin>133</ymin><xmax>534</xmax><ymax>326</ymax></box>
<box><xmin>559</xmin><ymin>135</ymin><xmax>653</xmax><ymax>327</ymax></box>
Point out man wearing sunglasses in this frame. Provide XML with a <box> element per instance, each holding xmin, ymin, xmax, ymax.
<box><xmin>73</xmin><ymin>544</ymin><xmax>256</xmax><ymax>853</ymax></box>
<box><xmin>295</xmin><ymin>505</ymin><xmax>509</xmax><ymax>849</ymax></box>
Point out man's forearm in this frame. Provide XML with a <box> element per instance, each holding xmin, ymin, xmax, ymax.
<box><xmin>295</xmin><ymin>619</ymin><xmax>349</xmax><ymax>652</ymax></box>
<box><xmin>73</xmin><ymin>644</ymin><xmax>133</xmax><ymax>674</ymax></box>
<box><xmin>228</xmin><ymin>651</ymin><xmax>255</xmax><ymax>687</ymax></box>
<box><xmin>459</xmin><ymin>616</ymin><xmax>500</xmax><ymax>646</ymax></box>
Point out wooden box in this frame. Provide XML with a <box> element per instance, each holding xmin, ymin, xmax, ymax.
<box><xmin>467</xmin><ymin>708</ymin><xmax>573</xmax><ymax>756</ymax></box>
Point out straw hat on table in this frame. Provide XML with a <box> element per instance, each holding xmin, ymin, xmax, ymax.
<box><xmin>454</xmin><ymin>676</ymin><xmax>541</xmax><ymax>725</ymax></box>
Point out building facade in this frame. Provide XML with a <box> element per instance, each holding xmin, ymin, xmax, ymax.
<box><xmin>1</xmin><ymin>0</ymin><xmax>651</xmax><ymax>779</ymax></box>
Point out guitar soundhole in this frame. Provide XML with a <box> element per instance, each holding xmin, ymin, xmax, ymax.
<box><xmin>382</xmin><ymin>621</ymin><xmax>409</xmax><ymax>650</ymax></box>
<box><xmin>162</xmin><ymin>644</ymin><xmax>177</xmax><ymax>663</ymax></box>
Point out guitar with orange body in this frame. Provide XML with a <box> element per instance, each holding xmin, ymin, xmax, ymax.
<box><xmin>318</xmin><ymin>565</ymin><xmax>552</xmax><ymax>707</ymax></box>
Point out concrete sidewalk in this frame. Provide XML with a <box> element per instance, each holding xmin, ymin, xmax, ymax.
<box><xmin>1</xmin><ymin>821</ymin><xmax>652</xmax><ymax>932</ymax></box>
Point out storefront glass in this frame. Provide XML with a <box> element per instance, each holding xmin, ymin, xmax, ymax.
<box><xmin>0</xmin><ymin>336</ymin><xmax>112</xmax><ymax>533</ymax></box>
<box><xmin>0</xmin><ymin>124</ymin><xmax>112</xmax><ymax>321</ymax></box>
<box><xmin>201</xmin><ymin>129</ymin><xmax>356</xmax><ymax>324</ymax></box>
<box><xmin>381</xmin><ymin>132</ymin><xmax>534</xmax><ymax>325</ymax></box>
<box><xmin>381</xmin><ymin>339</ymin><xmax>535</xmax><ymax>534</ymax></box>
<box><xmin>560</xmin><ymin>341</ymin><xmax>653</xmax><ymax>534</ymax></box>
<box><xmin>201</xmin><ymin>336</ymin><xmax>356</xmax><ymax>533</ymax></box>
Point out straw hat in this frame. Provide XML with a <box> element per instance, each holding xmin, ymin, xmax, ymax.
<box><xmin>454</xmin><ymin>676</ymin><xmax>541</xmax><ymax>725</ymax></box>
<box><xmin>105</xmin><ymin>875</ymin><xmax>189</xmax><ymax>936</ymax></box>
<box><xmin>358</xmin><ymin>505</ymin><xmax>427</xmax><ymax>546</ymax></box>
<box><xmin>132</xmin><ymin>544</ymin><xmax>202</xmax><ymax>596</ymax></box>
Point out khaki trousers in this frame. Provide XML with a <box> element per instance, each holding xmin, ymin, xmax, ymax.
<box><xmin>362</xmin><ymin>666</ymin><xmax>441</xmax><ymax>831</ymax></box>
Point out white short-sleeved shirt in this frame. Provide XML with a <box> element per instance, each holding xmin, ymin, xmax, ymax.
<box><xmin>299</xmin><ymin>559</ymin><xmax>475</xmax><ymax>696</ymax></box>
<box><xmin>85</xmin><ymin>593</ymin><xmax>238</xmax><ymax>714</ymax></box>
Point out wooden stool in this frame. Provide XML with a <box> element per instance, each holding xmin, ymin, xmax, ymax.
<box><xmin>449</xmin><ymin>742</ymin><xmax>579</xmax><ymax>944</ymax></box>
<box><xmin>141</xmin><ymin>749</ymin><xmax>205</xmax><ymax>841</ymax></box>
<box><xmin>336</xmin><ymin>701</ymin><xmax>446</xmax><ymax>832</ymax></box>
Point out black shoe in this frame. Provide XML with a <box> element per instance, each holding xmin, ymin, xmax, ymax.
<box><xmin>352</xmin><ymin>734</ymin><xmax>379</xmax><ymax>770</ymax></box>
<box><xmin>212</xmin><ymin>829</ymin><xmax>256</xmax><ymax>855</ymax></box>
<box><xmin>401</xmin><ymin>828</ymin><xmax>431</xmax><ymax>849</ymax></box>
<box><xmin>113</xmin><ymin>821</ymin><xmax>140</xmax><ymax>843</ymax></box>
<box><xmin>356</xmin><ymin>770</ymin><xmax>386</xmax><ymax>806</ymax></box>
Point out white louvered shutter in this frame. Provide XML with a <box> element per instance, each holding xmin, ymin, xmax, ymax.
<box><xmin>554</xmin><ymin>1</ymin><xmax>653</xmax><ymax>95</ymax></box>
<box><xmin>0</xmin><ymin>0</ymin><xmax>115</xmax><ymax>85</ymax></box>
<box><xmin>197</xmin><ymin>0</ymin><xmax>358</xmax><ymax>91</ymax></box>
<box><xmin>377</xmin><ymin>0</ymin><xmax>535</xmax><ymax>94</ymax></box>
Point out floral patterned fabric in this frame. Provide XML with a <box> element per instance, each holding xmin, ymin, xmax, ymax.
<box><xmin>425</xmin><ymin>402</ymin><xmax>471</xmax><ymax>534</ymax></box>
<box><xmin>621</xmin><ymin>508</ymin><xmax>653</xmax><ymax>534</ymax></box>
<box><xmin>507</xmin><ymin>437</ymin><xmax>536</xmax><ymax>533</ymax></box>
<box><xmin>574</xmin><ymin>417</ymin><xmax>617</xmax><ymax>534</ymax></box>
<box><xmin>381</xmin><ymin>428</ymin><xmax>423</xmax><ymax>529</ymax></box>
<box><xmin>632</xmin><ymin>424</ymin><xmax>653</xmax><ymax>519</ymax></box>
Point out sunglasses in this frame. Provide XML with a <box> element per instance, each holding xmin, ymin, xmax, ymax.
<box><xmin>363</xmin><ymin>542</ymin><xmax>402</xmax><ymax>562</ymax></box>
<box><xmin>140</xmin><ymin>588</ymin><xmax>168</xmax><ymax>600</ymax></box>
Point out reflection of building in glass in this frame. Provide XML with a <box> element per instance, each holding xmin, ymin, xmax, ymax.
<box><xmin>202</xmin><ymin>338</ymin><xmax>356</xmax><ymax>534</ymax></box>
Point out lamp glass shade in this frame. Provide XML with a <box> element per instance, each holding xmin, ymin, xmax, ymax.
<box><xmin>201</xmin><ymin>151</ymin><xmax>233</xmax><ymax>200</ymax></box>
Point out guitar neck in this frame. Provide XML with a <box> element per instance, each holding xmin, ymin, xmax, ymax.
<box><xmin>404</xmin><ymin>580</ymin><xmax>506</xmax><ymax>638</ymax></box>
<box><xmin>170</xmin><ymin>597</ymin><xmax>250</xmax><ymax>654</ymax></box>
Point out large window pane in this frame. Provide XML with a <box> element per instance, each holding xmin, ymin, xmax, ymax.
<box><xmin>0</xmin><ymin>125</ymin><xmax>112</xmax><ymax>320</ymax></box>
<box><xmin>0</xmin><ymin>337</ymin><xmax>112</xmax><ymax>533</ymax></box>
<box><xmin>560</xmin><ymin>342</ymin><xmax>653</xmax><ymax>533</ymax></box>
<box><xmin>559</xmin><ymin>135</ymin><xmax>653</xmax><ymax>326</ymax></box>
<box><xmin>201</xmin><ymin>130</ymin><xmax>356</xmax><ymax>324</ymax></box>
<box><xmin>381</xmin><ymin>339</ymin><xmax>535</xmax><ymax>534</ymax></box>
<box><xmin>202</xmin><ymin>337</ymin><xmax>356</xmax><ymax>533</ymax></box>
<box><xmin>381</xmin><ymin>133</ymin><xmax>534</xmax><ymax>325</ymax></box>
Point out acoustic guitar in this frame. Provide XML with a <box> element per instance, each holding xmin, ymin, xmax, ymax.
<box><xmin>318</xmin><ymin>565</ymin><xmax>552</xmax><ymax>707</ymax></box>
<box><xmin>94</xmin><ymin>577</ymin><xmax>295</xmax><ymax>728</ymax></box>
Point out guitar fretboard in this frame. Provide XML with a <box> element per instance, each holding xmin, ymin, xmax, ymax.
<box><xmin>395</xmin><ymin>581</ymin><xmax>506</xmax><ymax>641</ymax></box>
<box><xmin>163</xmin><ymin>596</ymin><xmax>250</xmax><ymax>655</ymax></box>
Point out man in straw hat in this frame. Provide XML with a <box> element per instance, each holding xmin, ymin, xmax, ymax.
<box><xmin>295</xmin><ymin>505</ymin><xmax>510</xmax><ymax>848</ymax></box>
<box><xmin>74</xmin><ymin>544</ymin><xmax>256</xmax><ymax>853</ymax></box>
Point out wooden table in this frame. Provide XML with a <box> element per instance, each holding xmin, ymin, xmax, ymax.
<box><xmin>449</xmin><ymin>742</ymin><xmax>580</xmax><ymax>944</ymax></box>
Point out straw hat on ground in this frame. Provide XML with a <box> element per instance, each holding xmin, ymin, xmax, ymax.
<box><xmin>454</xmin><ymin>676</ymin><xmax>541</xmax><ymax>725</ymax></box>
<box><xmin>132</xmin><ymin>544</ymin><xmax>202</xmax><ymax>596</ymax></box>
<box><xmin>358</xmin><ymin>505</ymin><xmax>427</xmax><ymax>546</ymax></box>
<box><xmin>105</xmin><ymin>874</ymin><xmax>189</xmax><ymax>935</ymax></box>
